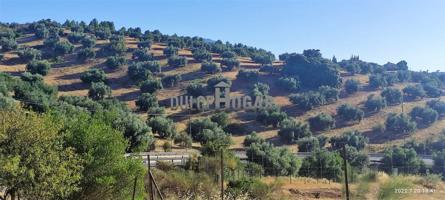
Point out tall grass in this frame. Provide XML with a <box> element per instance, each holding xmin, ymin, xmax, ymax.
<box><xmin>378</xmin><ymin>176</ymin><xmax>414</xmax><ymax>200</ymax></box>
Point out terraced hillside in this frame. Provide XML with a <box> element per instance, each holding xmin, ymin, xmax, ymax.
<box><xmin>1</xmin><ymin>19</ymin><xmax>444</xmax><ymax>155</ymax></box>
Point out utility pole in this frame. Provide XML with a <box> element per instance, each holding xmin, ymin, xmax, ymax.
<box><xmin>342</xmin><ymin>146</ymin><xmax>350</xmax><ymax>200</ymax></box>
<box><xmin>220</xmin><ymin>149</ymin><xmax>224</xmax><ymax>200</ymax></box>
<box><xmin>132</xmin><ymin>176</ymin><xmax>138</xmax><ymax>200</ymax></box>
<box><xmin>147</xmin><ymin>155</ymin><xmax>154</xmax><ymax>200</ymax></box>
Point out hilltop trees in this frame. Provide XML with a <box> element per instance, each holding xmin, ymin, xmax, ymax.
<box><xmin>281</xmin><ymin>49</ymin><xmax>341</xmax><ymax>89</ymax></box>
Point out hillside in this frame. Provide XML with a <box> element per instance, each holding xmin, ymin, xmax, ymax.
<box><xmin>3</xmin><ymin>19</ymin><xmax>445</xmax><ymax>200</ymax></box>
<box><xmin>1</xmin><ymin>20</ymin><xmax>444</xmax><ymax>154</ymax></box>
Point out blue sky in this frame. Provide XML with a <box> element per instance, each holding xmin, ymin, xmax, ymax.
<box><xmin>1</xmin><ymin>0</ymin><xmax>444</xmax><ymax>71</ymax></box>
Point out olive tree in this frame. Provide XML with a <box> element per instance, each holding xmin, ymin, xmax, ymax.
<box><xmin>88</xmin><ymin>82</ymin><xmax>111</xmax><ymax>100</ymax></box>
<box><xmin>26</xmin><ymin>60</ymin><xmax>51</xmax><ymax>76</ymax></box>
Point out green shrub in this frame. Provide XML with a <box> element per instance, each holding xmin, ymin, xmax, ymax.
<box><xmin>299</xmin><ymin>149</ymin><xmax>343</xmax><ymax>181</ymax></box>
<box><xmin>18</xmin><ymin>48</ymin><xmax>42</xmax><ymax>62</ymax></box>
<box><xmin>330</xmin><ymin>130</ymin><xmax>368</xmax><ymax>150</ymax></box>
<box><xmin>135</xmin><ymin>93</ymin><xmax>158</xmax><ymax>111</ymax></box>
<box><xmin>276</xmin><ymin>77</ymin><xmax>299</xmax><ymax>92</ymax></box>
<box><xmin>148</xmin><ymin>116</ymin><xmax>177</xmax><ymax>139</ymax></box>
<box><xmin>278</xmin><ymin>119</ymin><xmax>311</xmax><ymax>143</ymax></box>
<box><xmin>140</xmin><ymin>78</ymin><xmax>163</xmax><ymax>93</ymax></box>
<box><xmin>409</xmin><ymin>106</ymin><xmax>439</xmax><ymax>126</ymax></box>
<box><xmin>80</xmin><ymin>36</ymin><xmax>96</xmax><ymax>48</ymax></box>
<box><xmin>381</xmin><ymin>88</ymin><xmax>402</xmax><ymax>105</ymax></box>
<box><xmin>76</xmin><ymin>48</ymin><xmax>96</xmax><ymax>62</ymax></box>
<box><xmin>163</xmin><ymin>45</ymin><xmax>178</xmax><ymax>57</ymax></box>
<box><xmin>53</xmin><ymin>41</ymin><xmax>74</xmax><ymax>57</ymax></box>
<box><xmin>201</xmin><ymin>62</ymin><xmax>221</xmax><ymax>74</ymax></box>
<box><xmin>132</xmin><ymin>48</ymin><xmax>153</xmax><ymax>61</ymax></box>
<box><xmin>385</xmin><ymin>113</ymin><xmax>416</xmax><ymax>134</ymax></box>
<box><xmin>427</xmin><ymin>99</ymin><xmax>445</xmax><ymax>116</ymax></box>
<box><xmin>162</xmin><ymin>74</ymin><xmax>182</xmax><ymax>88</ymax></box>
<box><xmin>344</xmin><ymin>79</ymin><xmax>360</xmax><ymax>94</ymax></box>
<box><xmin>221</xmin><ymin>58</ymin><xmax>240</xmax><ymax>71</ymax></box>
<box><xmin>308</xmin><ymin>113</ymin><xmax>335</xmax><ymax>131</ymax></box>
<box><xmin>318</xmin><ymin>85</ymin><xmax>339</xmax><ymax>103</ymax></box>
<box><xmin>168</xmin><ymin>55</ymin><xmax>187</xmax><ymax>67</ymax></box>
<box><xmin>67</xmin><ymin>32</ymin><xmax>85</xmax><ymax>43</ymax></box>
<box><xmin>244</xmin><ymin>132</ymin><xmax>265</xmax><ymax>146</ymax></box>
<box><xmin>192</xmin><ymin>48</ymin><xmax>212</xmax><ymax>62</ymax></box>
<box><xmin>88</xmin><ymin>82</ymin><xmax>111</xmax><ymax>100</ymax></box>
<box><xmin>336</xmin><ymin>104</ymin><xmax>364</xmax><ymax>123</ymax></box>
<box><xmin>364</xmin><ymin>94</ymin><xmax>387</xmax><ymax>112</ymax></box>
<box><xmin>237</xmin><ymin>69</ymin><xmax>259</xmax><ymax>81</ymax></box>
<box><xmin>247</xmin><ymin>142</ymin><xmax>301</xmax><ymax>176</ymax></box>
<box><xmin>80</xmin><ymin>68</ymin><xmax>107</xmax><ymax>84</ymax></box>
<box><xmin>403</xmin><ymin>84</ymin><xmax>426</xmax><ymax>100</ymax></box>
<box><xmin>289</xmin><ymin>91</ymin><xmax>325</xmax><ymax>110</ymax></box>
<box><xmin>105</xmin><ymin>56</ymin><xmax>126</xmax><ymax>70</ymax></box>
<box><xmin>26</xmin><ymin>60</ymin><xmax>51</xmax><ymax>76</ymax></box>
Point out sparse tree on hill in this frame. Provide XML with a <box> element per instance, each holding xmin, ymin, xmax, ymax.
<box><xmin>403</xmin><ymin>84</ymin><xmax>426</xmax><ymax>101</ymax></box>
<box><xmin>26</xmin><ymin>60</ymin><xmax>51</xmax><ymax>76</ymax></box>
<box><xmin>336</xmin><ymin>104</ymin><xmax>364</xmax><ymax>123</ymax></box>
<box><xmin>344</xmin><ymin>79</ymin><xmax>360</xmax><ymax>94</ymax></box>
<box><xmin>18</xmin><ymin>48</ymin><xmax>42</xmax><ymax>62</ymax></box>
<box><xmin>385</xmin><ymin>113</ymin><xmax>417</xmax><ymax>134</ymax></box>
<box><xmin>136</xmin><ymin>92</ymin><xmax>158</xmax><ymax>111</ymax></box>
<box><xmin>168</xmin><ymin>55</ymin><xmax>187</xmax><ymax>67</ymax></box>
<box><xmin>409</xmin><ymin>106</ymin><xmax>438</xmax><ymax>126</ymax></box>
<box><xmin>308</xmin><ymin>113</ymin><xmax>335</xmax><ymax>131</ymax></box>
<box><xmin>88</xmin><ymin>82</ymin><xmax>111</xmax><ymax>100</ymax></box>
<box><xmin>105</xmin><ymin>56</ymin><xmax>126</xmax><ymax>70</ymax></box>
<box><xmin>80</xmin><ymin>68</ymin><xmax>107</xmax><ymax>84</ymax></box>
<box><xmin>278</xmin><ymin>119</ymin><xmax>312</xmax><ymax>143</ymax></box>
<box><xmin>364</xmin><ymin>94</ymin><xmax>387</xmax><ymax>112</ymax></box>
<box><xmin>201</xmin><ymin>62</ymin><xmax>221</xmax><ymax>74</ymax></box>
<box><xmin>140</xmin><ymin>78</ymin><xmax>163</xmax><ymax>93</ymax></box>
<box><xmin>381</xmin><ymin>88</ymin><xmax>402</xmax><ymax>105</ymax></box>
<box><xmin>77</xmin><ymin>48</ymin><xmax>96</xmax><ymax>62</ymax></box>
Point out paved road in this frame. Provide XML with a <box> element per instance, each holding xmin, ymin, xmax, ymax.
<box><xmin>126</xmin><ymin>151</ymin><xmax>434</xmax><ymax>167</ymax></box>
